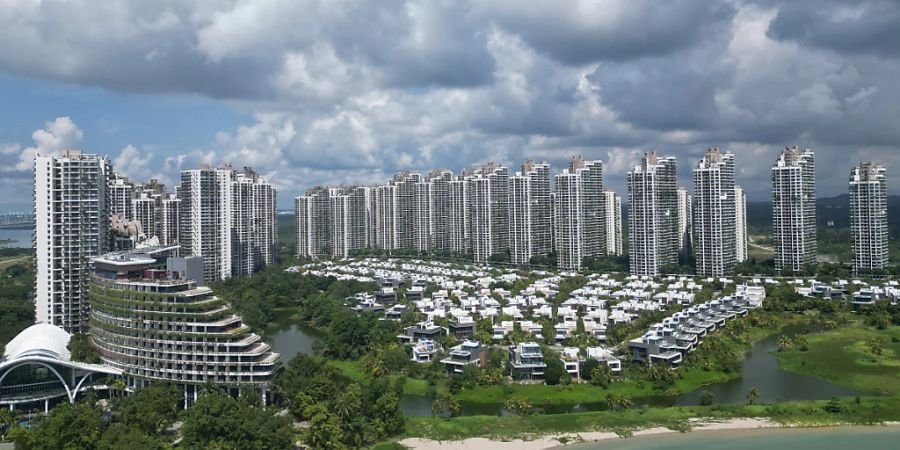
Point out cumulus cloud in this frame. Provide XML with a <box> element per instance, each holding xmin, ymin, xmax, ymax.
<box><xmin>113</xmin><ymin>144</ymin><xmax>153</xmax><ymax>180</ymax></box>
<box><xmin>0</xmin><ymin>0</ymin><xmax>899</xmax><ymax>203</ymax></box>
<box><xmin>6</xmin><ymin>117</ymin><xmax>85</xmax><ymax>171</ymax></box>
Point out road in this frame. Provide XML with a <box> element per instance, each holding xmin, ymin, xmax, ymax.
<box><xmin>0</xmin><ymin>255</ymin><xmax>31</xmax><ymax>269</ymax></box>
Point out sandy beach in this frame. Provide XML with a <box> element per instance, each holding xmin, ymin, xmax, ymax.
<box><xmin>399</xmin><ymin>418</ymin><xmax>784</xmax><ymax>450</ymax></box>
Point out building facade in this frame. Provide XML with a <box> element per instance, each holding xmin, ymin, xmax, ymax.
<box><xmin>676</xmin><ymin>187</ymin><xmax>692</xmax><ymax>258</ymax></box>
<box><xmin>734</xmin><ymin>186</ymin><xmax>748</xmax><ymax>263</ymax></box>
<box><xmin>509</xmin><ymin>160</ymin><xmax>552</xmax><ymax>265</ymax></box>
<box><xmin>555</xmin><ymin>170</ymin><xmax>582</xmax><ymax>271</ymax></box>
<box><xmin>603</xmin><ymin>190</ymin><xmax>623</xmax><ymax>256</ymax></box>
<box><xmin>693</xmin><ymin>149</ymin><xmax>736</xmax><ymax>277</ymax></box>
<box><xmin>296</xmin><ymin>188</ymin><xmax>332</xmax><ymax>258</ymax></box>
<box><xmin>772</xmin><ymin>147</ymin><xmax>816</xmax><ymax>273</ymax></box>
<box><xmin>849</xmin><ymin>162</ymin><xmax>888</xmax><ymax>273</ymax></box>
<box><xmin>108</xmin><ymin>175</ymin><xmax>134</xmax><ymax>220</ymax></box>
<box><xmin>179</xmin><ymin>167</ymin><xmax>233</xmax><ymax>282</ymax></box>
<box><xmin>570</xmin><ymin>156</ymin><xmax>605</xmax><ymax>258</ymax></box>
<box><xmin>466</xmin><ymin>163</ymin><xmax>510</xmax><ymax>262</ymax></box>
<box><xmin>89</xmin><ymin>246</ymin><xmax>280</xmax><ymax>406</ymax></box>
<box><xmin>628</xmin><ymin>152</ymin><xmax>678</xmax><ymax>276</ymax></box>
<box><xmin>428</xmin><ymin>170</ymin><xmax>453</xmax><ymax>252</ymax></box>
<box><xmin>34</xmin><ymin>151</ymin><xmax>112</xmax><ymax>332</ymax></box>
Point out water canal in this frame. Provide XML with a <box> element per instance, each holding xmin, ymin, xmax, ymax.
<box><xmin>266</xmin><ymin>323</ymin><xmax>859</xmax><ymax>417</ymax></box>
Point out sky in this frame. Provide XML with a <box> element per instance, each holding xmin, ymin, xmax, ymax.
<box><xmin>1</xmin><ymin>0</ymin><xmax>899</xmax><ymax>211</ymax></box>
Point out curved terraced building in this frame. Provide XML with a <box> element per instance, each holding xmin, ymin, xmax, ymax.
<box><xmin>88</xmin><ymin>245</ymin><xmax>280</xmax><ymax>406</ymax></box>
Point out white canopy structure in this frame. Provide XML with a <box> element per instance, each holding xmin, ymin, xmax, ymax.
<box><xmin>1</xmin><ymin>324</ymin><xmax>121</xmax><ymax>409</ymax></box>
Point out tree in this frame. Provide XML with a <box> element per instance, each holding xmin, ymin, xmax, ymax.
<box><xmin>96</xmin><ymin>424</ymin><xmax>169</xmax><ymax>450</ymax></box>
<box><xmin>333</xmin><ymin>383</ymin><xmax>363</xmax><ymax>421</ymax></box>
<box><xmin>582</xmin><ymin>358</ymin><xmax>600</xmax><ymax>381</ymax></box>
<box><xmin>67</xmin><ymin>333</ymin><xmax>100</xmax><ymax>363</ymax></box>
<box><xmin>9</xmin><ymin>401</ymin><xmax>103</xmax><ymax>450</ymax></box>
<box><xmin>503</xmin><ymin>399</ymin><xmax>533</xmax><ymax>416</ymax></box>
<box><xmin>746</xmin><ymin>387</ymin><xmax>760</xmax><ymax>405</ymax></box>
<box><xmin>115</xmin><ymin>383</ymin><xmax>180</xmax><ymax>434</ymax></box>
<box><xmin>868</xmin><ymin>338</ymin><xmax>884</xmax><ymax>357</ymax></box>
<box><xmin>777</xmin><ymin>336</ymin><xmax>793</xmax><ymax>351</ymax></box>
<box><xmin>111</xmin><ymin>378</ymin><xmax>127</xmax><ymax>399</ymax></box>
<box><xmin>824</xmin><ymin>397</ymin><xmax>843</xmax><ymax>414</ymax></box>
<box><xmin>543</xmin><ymin>349</ymin><xmax>565</xmax><ymax>385</ymax></box>
<box><xmin>306</xmin><ymin>411</ymin><xmax>344</xmax><ymax>450</ymax></box>
<box><xmin>699</xmin><ymin>390</ymin><xmax>714</xmax><ymax>406</ymax></box>
<box><xmin>431</xmin><ymin>397</ymin><xmax>461</xmax><ymax>418</ymax></box>
<box><xmin>616</xmin><ymin>395</ymin><xmax>633</xmax><ymax>411</ymax></box>
<box><xmin>590</xmin><ymin>365</ymin><xmax>611</xmax><ymax>388</ymax></box>
<box><xmin>181</xmin><ymin>391</ymin><xmax>293</xmax><ymax>450</ymax></box>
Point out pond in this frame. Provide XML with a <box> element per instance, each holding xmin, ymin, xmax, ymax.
<box><xmin>266</xmin><ymin>323</ymin><xmax>859</xmax><ymax>417</ymax></box>
<box><xmin>673</xmin><ymin>333</ymin><xmax>858</xmax><ymax>406</ymax></box>
<box><xmin>266</xmin><ymin>323</ymin><xmax>320</xmax><ymax>363</ymax></box>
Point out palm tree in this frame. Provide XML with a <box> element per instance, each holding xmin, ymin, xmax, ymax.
<box><xmin>604</xmin><ymin>393</ymin><xmax>617</xmax><ymax>411</ymax></box>
<box><xmin>112</xmin><ymin>378</ymin><xmax>127</xmax><ymax>398</ymax></box>
<box><xmin>746</xmin><ymin>387</ymin><xmax>760</xmax><ymax>405</ymax></box>
<box><xmin>616</xmin><ymin>395</ymin><xmax>633</xmax><ymax>411</ymax></box>
<box><xmin>447</xmin><ymin>399</ymin><xmax>462</xmax><ymax>417</ymax></box>
<box><xmin>777</xmin><ymin>336</ymin><xmax>792</xmax><ymax>351</ymax></box>
<box><xmin>432</xmin><ymin>398</ymin><xmax>449</xmax><ymax>417</ymax></box>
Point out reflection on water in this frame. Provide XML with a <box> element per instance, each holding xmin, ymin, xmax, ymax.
<box><xmin>0</xmin><ymin>228</ymin><xmax>33</xmax><ymax>248</ymax></box>
<box><xmin>267</xmin><ymin>323</ymin><xmax>319</xmax><ymax>364</ymax></box>
<box><xmin>267</xmin><ymin>323</ymin><xmax>859</xmax><ymax>417</ymax></box>
<box><xmin>565</xmin><ymin>427</ymin><xmax>900</xmax><ymax>450</ymax></box>
<box><xmin>674</xmin><ymin>334</ymin><xmax>857</xmax><ymax>405</ymax></box>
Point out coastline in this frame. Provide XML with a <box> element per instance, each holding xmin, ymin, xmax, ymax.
<box><xmin>399</xmin><ymin>419</ymin><xmax>900</xmax><ymax>450</ymax></box>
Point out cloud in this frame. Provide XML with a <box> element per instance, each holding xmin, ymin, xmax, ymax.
<box><xmin>765</xmin><ymin>0</ymin><xmax>900</xmax><ymax>57</ymax></box>
<box><xmin>0</xmin><ymin>0</ymin><xmax>899</xmax><ymax>204</ymax></box>
<box><xmin>7</xmin><ymin>117</ymin><xmax>85</xmax><ymax>171</ymax></box>
<box><xmin>113</xmin><ymin>144</ymin><xmax>153</xmax><ymax>180</ymax></box>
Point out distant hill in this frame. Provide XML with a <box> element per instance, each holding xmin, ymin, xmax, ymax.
<box><xmin>747</xmin><ymin>194</ymin><xmax>900</xmax><ymax>232</ymax></box>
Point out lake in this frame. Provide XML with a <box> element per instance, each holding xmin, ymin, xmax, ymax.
<box><xmin>266</xmin><ymin>323</ymin><xmax>859</xmax><ymax>417</ymax></box>
<box><xmin>562</xmin><ymin>426</ymin><xmax>900</xmax><ymax>450</ymax></box>
<box><xmin>0</xmin><ymin>228</ymin><xmax>33</xmax><ymax>248</ymax></box>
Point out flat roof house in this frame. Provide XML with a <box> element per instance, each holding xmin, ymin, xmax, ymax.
<box><xmin>441</xmin><ymin>340</ymin><xmax>487</xmax><ymax>374</ymax></box>
<box><xmin>399</xmin><ymin>321</ymin><xmax>444</xmax><ymax>343</ymax></box>
<box><xmin>509</xmin><ymin>342</ymin><xmax>546</xmax><ymax>380</ymax></box>
<box><xmin>449</xmin><ymin>315</ymin><xmax>477</xmax><ymax>340</ymax></box>
<box><xmin>411</xmin><ymin>340</ymin><xmax>441</xmax><ymax>363</ymax></box>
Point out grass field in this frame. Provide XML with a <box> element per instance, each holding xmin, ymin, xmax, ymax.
<box><xmin>330</xmin><ymin>359</ymin><xmax>437</xmax><ymax>397</ymax></box>
<box><xmin>0</xmin><ymin>255</ymin><xmax>31</xmax><ymax>270</ymax></box>
<box><xmin>401</xmin><ymin>396</ymin><xmax>900</xmax><ymax>441</ymax></box>
<box><xmin>776</xmin><ymin>323</ymin><xmax>900</xmax><ymax>396</ymax></box>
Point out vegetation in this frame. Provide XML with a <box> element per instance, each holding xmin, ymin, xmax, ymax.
<box><xmin>68</xmin><ymin>333</ymin><xmax>100</xmax><ymax>363</ymax></box>
<box><xmin>3</xmin><ymin>384</ymin><xmax>293</xmax><ymax>450</ymax></box>
<box><xmin>274</xmin><ymin>353</ymin><xmax>405</xmax><ymax>448</ymax></box>
<box><xmin>403</xmin><ymin>395</ymin><xmax>900</xmax><ymax>442</ymax></box>
<box><xmin>0</xmin><ymin>260</ymin><xmax>35</xmax><ymax>352</ymax></box>
<box><xmin>776</xmin><ymin>322</ymin><xmax>900</xmax><ymax>396</ymax></box>
<box><xmin>181</xmin><ymin>390</ymin><xmax>293</xmax><ymax>450</ymax></box>
<box><xmin>6</xmin><ymin>389</ymin><xmax>174</xmax><ymax>450</ymax></box>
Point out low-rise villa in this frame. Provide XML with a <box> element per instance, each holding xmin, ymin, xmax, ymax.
<box><xmin>440</xmin><ymin>340</ymin><xmax>487</xmax><ymax>373</ymax></box>
<box><xmin>509</xmin><ymin>342</ymin><xmax>546</xmax><ymax>380</ymax></box>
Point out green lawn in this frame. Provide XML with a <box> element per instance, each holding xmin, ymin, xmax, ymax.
<box><xmin>329</xmin><ymin>359</ymin><xmax>436</xmax><ymax>397</ymax></box>
<box><xmin>403</xmin><ymin>396</ymin><xmax>900</xmax><ymax>441</ymax></box>
<box><xmin>776</xmin><ymin>323</ymin><xmax>900</xmax><ymax>396</ymax></box>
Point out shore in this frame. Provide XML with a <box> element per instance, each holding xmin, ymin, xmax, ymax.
<box><xmin>399</xmin><ymin>419</ymin><xmax>899</xmax><ymax>450</ymax></box>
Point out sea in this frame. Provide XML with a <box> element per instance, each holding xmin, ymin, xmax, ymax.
<box><xmin>562</xmin><ymin>426</ymin><xmax>900</xmax><ymax>450</ymax></box>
